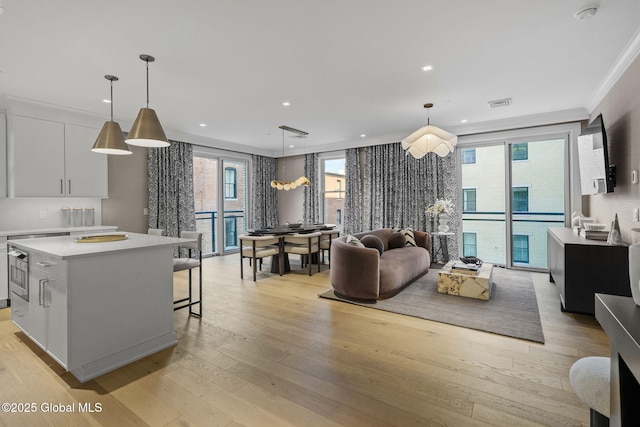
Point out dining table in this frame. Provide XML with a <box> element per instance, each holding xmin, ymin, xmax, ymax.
<box><xmin>246</xmin><ymin>224</ymin><xmax>337</xmax><ymax>273</ymax></box>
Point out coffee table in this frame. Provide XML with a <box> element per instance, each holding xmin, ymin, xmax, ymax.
<box><xmin>437</xmin><ymin>260</ymin><xmax>494</xmax><ymax>300</ymax></box>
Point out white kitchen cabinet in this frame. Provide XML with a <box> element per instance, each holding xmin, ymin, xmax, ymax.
<box><xmin>10</xmin><ymin>115</ymin><xmax>65</xmax><ymax>197</ymax></box>
<box><xmin>0</xmin><ymin>240</ymin><xmax>7</xmax><ymax>308</ymax></box>
<box><xmin>64</xmin><ymin>124</ymin><xmax>107</xmax><ymax>197</ymax></box>
<box><xmin>8</xmin><ymin>115</ymin><xmax>107</xmax><ymax>198</ymax></box>
<box><xmin>28</xmin><ymin>254</ymin><xmax>68</xmax><ymax>368</ymax></box>
<box><xmin>0</xmin><ymin>113</ymin><xmax>7</xmax><ymax>198</ymax></box>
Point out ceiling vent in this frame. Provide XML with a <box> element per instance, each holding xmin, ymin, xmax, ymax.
<box><xmin>488</xmin><ymin>98</ymin><xmax>512</xmax><ymax>108</ymax></box>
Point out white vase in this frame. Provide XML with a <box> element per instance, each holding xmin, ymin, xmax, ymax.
<box><xmin>437</xmin><ymin>215</ymin><xmax>449</xmax><ymax>232</ymax></box>
<box><xmin>629</xmin><ymin>242</ymin><xmax>640</xmax><ymax>306</ymax></box>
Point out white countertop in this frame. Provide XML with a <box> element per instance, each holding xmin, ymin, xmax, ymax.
<box><xmin>0</xmin><ymin>225</ymin><xmax>117</xmax><ymax>238</ymax></box>
<box><xmin>8</xmin><ymin>232</ymin><xmax>193</xmax><ymax>259</ymax></box>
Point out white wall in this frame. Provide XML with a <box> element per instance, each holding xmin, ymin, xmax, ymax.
<box><xmin>0</xmin><ymin>197</ymin><xmax>103</xmax><ymax>231</ymax></box>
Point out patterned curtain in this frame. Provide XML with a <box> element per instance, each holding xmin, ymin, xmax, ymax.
<box><xmin>147</xmin><ymin>140</ymin><xmax>196</xmax><ymax>252</ymax></box>
<box><xmin>303</xmin><ymin>153</ymin><xmax>320</xmax><ymax>224</ymax></box>
<box><xmin>250</xmin><ymin>154</ymin><xmax>278</xmax><ymax>228</ymax></box>
<box><xmin>344</xmin><ymin>148</ymin><xmax>362</xmax><ymax>234</ymax></box>
<box><xmin>362</xmin><ymin>142</ymin><xmax>458</xmax><ymax>261</ymax></box>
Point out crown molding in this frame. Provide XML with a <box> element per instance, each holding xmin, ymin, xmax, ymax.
<box><xmin>587</xmin><ymin>26</ymin><xmax>640</xmax><ymax>113</ymax></box>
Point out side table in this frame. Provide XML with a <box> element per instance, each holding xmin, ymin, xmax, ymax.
<box><xmin>431</xmin><ymin>231</ymin><xmax>454</xmax><ymax>264</ymax></box>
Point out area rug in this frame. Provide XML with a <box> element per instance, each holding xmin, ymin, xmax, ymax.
<box><xmin>319</xmin><ymin>267</ymin><xmax>545</xmax><ymax>343</ymax></box>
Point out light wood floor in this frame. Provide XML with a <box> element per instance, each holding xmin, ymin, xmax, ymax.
<box><xmin>0</xmin><ymin>255</ymin><xmax>609</xmax><ymax>426</ymax></box>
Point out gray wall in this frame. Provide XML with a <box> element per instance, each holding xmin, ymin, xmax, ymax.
<box><xmin>101</xmin><ymin>146</ymin><xmax>149</xmax><ymax>233</ymax></box>
<box><xmin>276</xmin><ymin>155</ymin><xmax>305</xmax><ymax>226</ymax></box>
<box><xmin>586</xmin><ymin>54</ymin><xmax>640</xmax><ymax>244</ymax></box>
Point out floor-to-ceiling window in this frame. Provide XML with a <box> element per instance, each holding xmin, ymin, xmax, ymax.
<box><xmin>193</xmin><ymin>152</ymin><xmax>248</xmax><ymax>255</ymax></box>
<box><xmin>459</xmin><ymin>131</ymin><xmax>569</xmax><ymax>270</ymax></box>
<box><xmin>321</xmin><ymin>156</ymin><xmax>346</xmax><ymax>229</ymax></box>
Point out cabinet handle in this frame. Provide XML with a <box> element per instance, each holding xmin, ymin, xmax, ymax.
<box><xmin>60</xmin><ymin>179</ymin><xmax>64</xmax><ymax>194</ymax></box>
<box><xmin>42</xmin><ymin>279</ymin><xmax>50</xmax><ymax>308</ymax></box>
<box><xmin>39</xmin><ymin>279</ymin><xmax>45</xmax><ymax>306</ymax></box>
<box><xmin>68</xmin><ymin>180</ymin><xmax>71</xmax><ymax>195</ymax></box>
<box><xmin>36</xmin><ymin>261</ymin><xmax>54</xmax><ymax>268</ymax></box>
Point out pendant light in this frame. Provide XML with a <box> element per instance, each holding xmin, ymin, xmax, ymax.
<box><xmin>401</xmin><ymin>103</ymin><xmax>457</xmax><ymax>158</ymax></box>
<box><xmin>270</xmin><ymin>126</ymin><xmax>311</xmax><ymax>190</ymax></box>
<box><xmin>126</xmin><ymin>54</ymin><xmax>169</xmax><ymax>147</ymax></box>
<box><xmin>91</xmin><ymin>75</ymin><xmax>132</xmax><ymax>155</ymax></box>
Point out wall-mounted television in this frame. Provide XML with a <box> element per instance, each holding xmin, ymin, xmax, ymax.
<box><xmin>577</xmin><ymin>113</ymin><xmax>616</xmax><ymax>195</ymax></box>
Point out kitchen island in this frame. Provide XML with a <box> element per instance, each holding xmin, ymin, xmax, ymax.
<box><xmin>8</xmin><ymin>232</ymin><xmax>191</xmax><ymax>383</ymax></box>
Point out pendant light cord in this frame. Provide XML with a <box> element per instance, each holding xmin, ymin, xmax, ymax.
<box><xmin>146</xmin><ymin>59</ymin><xmax>150</xmax><ymax>108</ymax></box>
<box><xmin>110</xmin><ymin>79</ymin><xmax>114</xmax><ymax>121</ymax></box>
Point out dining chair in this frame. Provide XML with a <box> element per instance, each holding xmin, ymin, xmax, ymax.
<box><xmin>319</xmin><ymin>229</ymin><xmax>340</xmax><ymax>264</ymax></box>
<box><xmin>283</xmin><ymin>232</ymin><xmax>322</xmax><ymax>276</ymax></box>
<box><xmin>148</xmin><ymin>228</ymin><xmax>166</xmax><ymax>236</ymax></box>
<box><xmin>239</xmin><ymin>235</ymin><xmax>281</xmax><ymax>281</ymax></box>
<box><xmin>173</xmin><ymin>231</ymin><xmax>202</xmax><ymax>317</ymax></box>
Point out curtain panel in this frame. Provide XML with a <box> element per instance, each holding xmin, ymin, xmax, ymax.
<box><xmin>147</xmin><ymin>140</ymin><xmax>196</xmax><ymax>251</ymax></box>
<box><xmin>303</xmin><ymin>153</ymin><xmax>320</xmax><ymax>224</ymax></box>
<box><xmin>250</xmin><ymin>154</ymin><xmax>278</xmax><ymax>228</ymax></box>
<box><xmin>362</xmin><ymin>142</ymin><xmax>458</xmax><ymax>261</ymax></box>
<box><xmin>343</xmin><ymin>148</ymin><xmax>362</xmax><ymax>234</ymax></box>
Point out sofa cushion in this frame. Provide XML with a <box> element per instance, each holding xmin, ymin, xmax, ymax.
<box><xmin>361</xmin><ymin>235</ymin><xmax>384</xmax><ymax>255</ymax></box>
<box><xmin>378</xmin><ymin>246</ymin><xmax>430</xmax><ymax>297</ymax></box>
<box><xmin>393</xmin><ymin>227</ymin><xmax>416</xmax><ymax>247</ymax></box>
<box><xmin>388</xmin><ymin>232</ymin><xmax>406</xmax><ymax>249</ymax></box>
<box><xmin>346</xmin><ymin>234</ymin><xmax>365</xmax><ymax>248</ymax></box>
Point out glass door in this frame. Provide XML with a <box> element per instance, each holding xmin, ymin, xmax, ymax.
<box><xmin>221</xmin><ymin>159</ymin><xmax>247</xmax><ymax>253</ymax></box>
<box><xmin>509</xmin><ymin>138</ymin><xmax>565</xmax><ymax>269</ymax></box>
<box><xmin>193</xmin><ymin>156</ymin><xmax>218</xmax><ymax>255</ymax></box>
<box><xmin>460</xmin><ymin>145</ymin><xmax>507</xmax><ymax>265</ymax></box>
<box><xmin>459</xmin><ymin>136</ymin><xmax>567</xmax><ymax>270</ymax></box>
<box><xmin>193</xmin><ymin>155</ymin><xmax>248</xmax><ymax>255</ymax></box>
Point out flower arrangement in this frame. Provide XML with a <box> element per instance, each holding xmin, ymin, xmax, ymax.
<box><xmin>426</xmin><ymin>198</ymin><xmax>454</xmax><ymax>217</ymax></box>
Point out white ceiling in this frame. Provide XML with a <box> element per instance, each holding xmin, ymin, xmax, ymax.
<box><xmin>1</xmin><ymin>0</ymin><xmax>639</xmax><ymax>157</ymax></box>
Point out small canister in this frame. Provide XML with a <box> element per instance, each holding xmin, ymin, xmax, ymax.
<box><xmin>72</xmin><ymin>207</ymin><xmax>83</xmax><ymax>227</ymax></box>
<box><xmin>84</xmin><ymin>207</ymin><xmax>95</xmax><ymax>227</ymax></box>
<box><xmin>61</xmin><ymin>207</ymin><xmax>71</xmax><ymax>227</ymax></box>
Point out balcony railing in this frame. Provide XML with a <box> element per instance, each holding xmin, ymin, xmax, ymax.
<box><xmin>195</xmin><ymin>209</ymin><xmax>246</xmax><ymax>255</ymax></box>
<box><xmin>461</xmin><ymin>210</ymin><xmax>565</xmax><ymax>269</ymax></box>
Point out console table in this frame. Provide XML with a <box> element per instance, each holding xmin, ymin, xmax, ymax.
<box><xmin>547</xmin><ymin>227</ymin><xmax>630</xmax><ymax>314</ymax></box>
<box><xmin>595</xmin><ymin>294</ymin><xmax>640</xmax><ymax>426</ymax></box>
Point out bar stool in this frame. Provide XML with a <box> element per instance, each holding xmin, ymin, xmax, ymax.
<box><xmin>569</xmin><ymin>356</ymin><xmax>610</xmax><ymax>427</ymax></box>
<box><xmin>148</xmin><ymin>228</ymin><xmax>166</xmax><ymax>236</ymax></box>
<box><xmin>239</xmin><ymin>235</ymin><xmax>281</xmax><ymax>281</ymax></box>
<box><xmin>283</xmin><ymin>232</ymin><xmax>322</xmax><ymax>276</ymax></box>
<box><xmin>173</xmin><ymin>231</ymin><xmax>203</xmax><ymax>317</ymax></box>
<box><xmin>319</xmin><ymin>229</ymin><xmax>340</xmax><ymax>264</ymax></box>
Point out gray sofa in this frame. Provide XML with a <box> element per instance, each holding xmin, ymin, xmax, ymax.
<box><xmin>330</xmin><ymin>228</ymin><xmax>431</xmax><ymax>300</ymax></box>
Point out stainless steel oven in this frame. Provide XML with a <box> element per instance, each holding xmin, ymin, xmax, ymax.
<box><xmin>8</xmin><ymin>247</ymin><xmax>29</xmax><ymax>301</ymax></box>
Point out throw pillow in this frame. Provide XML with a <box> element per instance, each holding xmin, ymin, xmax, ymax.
<box><xmin>360</xmin><ymin>235</ymin><xmax>384</xmax><ymax>255</ymax></box>
<box><xmin>392</xmin><ymin>227</ymin><xmax>417</xmax><ymax>247</ymax></box>
<box><xmin>388</xmin><ymin>232</ymin><xmax>406</xmax><ymax>249</ymax></box>
<box><xmin>346</xmin><ymin>234</ymin><xmax>365</xmax><ymax>248</ymax></box>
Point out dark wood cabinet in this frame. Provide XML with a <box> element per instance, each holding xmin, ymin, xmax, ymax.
<box><xmin>547</xmin><ymin>227</ymin><xmax>631</xmax><ymax>315</ymax></box>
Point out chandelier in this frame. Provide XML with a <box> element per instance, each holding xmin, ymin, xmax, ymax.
<box><xmin>401</xmin><ymin>103</ymin><xmax>457</xmax><ymax>158</ymax></box>
<box><xmin>270</xmin><ymin>125</ymin><xmax>311</xmax><ymax>190</ymax></box>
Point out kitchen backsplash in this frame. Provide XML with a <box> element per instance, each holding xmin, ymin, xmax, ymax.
<box><xmin>0</xmin><ymin>198</ymin><xmax>103</xmax><ymax>231</ymax></box>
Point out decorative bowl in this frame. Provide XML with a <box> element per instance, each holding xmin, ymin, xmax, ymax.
<box><xmin>584</xmin><ymin>223</ymin><xmax>607</xmax><ymax>231</ymax></box>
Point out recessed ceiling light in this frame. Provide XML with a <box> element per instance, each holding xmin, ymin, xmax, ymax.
<box><xmin>282</xmin><ymin>101</ymin><xmax>291</xmax><ymax>106</ymax></box>
<box><xmin>360</xmin><ymin>134</ymin><xmax>366</xmax><ymax>138</ymax></box>
<box><xmin>102</xmin><ymin>99</ymin><xmax>111</xmax><ymax>103</ymax></box>
<box><xmin>461</xmin><ymin>119</ymin><xmax>468</xmax><ymax>123</ymax></box>
<box><xmin>575</xmin><ymin>7</ymin><xmax>597</xmax><ymax>20</ymax></box>
<box><xmin>422</xmin><ymin>65</ymin><xmax>433</xmax><ymax>71</ymax></box>
<box><xmin>199</xmin><ymin>123</ymin><xmax>206</xmax><ymax>127</ymax></box>
<box><xmin>289</xmin><ymin>144</ymin><xmax>295</xmax><ymax>148</ymax></box>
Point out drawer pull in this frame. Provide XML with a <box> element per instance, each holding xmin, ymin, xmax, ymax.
<box><xmin>36</xmin><ymin>261</ymin><xmax>54</xmax><ymax>267</ymax></box>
